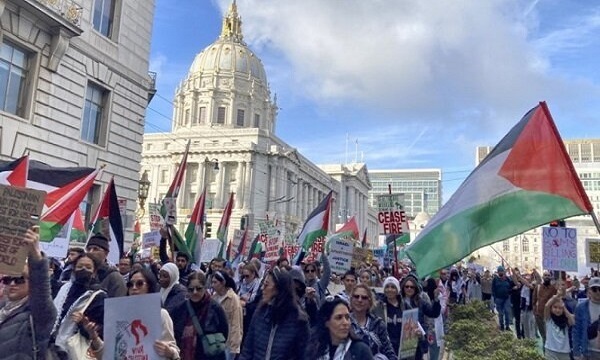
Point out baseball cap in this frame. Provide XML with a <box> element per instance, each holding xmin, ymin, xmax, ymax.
<box><xmin>589</xmin><ymin>277</ymin><xmax>600</xmax><ymax>288</ymax></box>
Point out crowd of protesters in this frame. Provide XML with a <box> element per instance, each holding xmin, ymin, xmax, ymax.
<box><xmin>3</xmin><ymin>227</ymin><xmax>600</xmax><ymax>359</ymax></box>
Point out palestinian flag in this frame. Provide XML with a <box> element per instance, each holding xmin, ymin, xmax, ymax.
<box><xmin>361</xmin><ymin>228</ymin><xmax>368</xmax><ymax>248</ymax></box>
<box><xmin>6</xmin><ymin>155</ymin><xmax>29</xmax><ymax>187</ymax></box>
<box><xmin>88</xmin><ymin>177</ymin><xmax>124</xmax><ymax>264</ymax></box>
<box><xmin>245</xmin><ymin>234</ymin><xmax>264</xmax><ymax>261</ymax></box>
<box><xmin>185</xmin><ymin>188</ymin><xmax>206</xmax><ymax>263</ymax></box>
<box><xmin>406</xmin><ymin>102</ymin><xmax>594</xmax><ymax>277</ymax></box>
<box><xmin>160</xmin><ymin>140</ymin><xmax>190</xmax><ymax>220</ymax></box>
<box><xmin>133</xmin><ymin>220</ymin><xmax>141</xmax><ymax>244</ymax></box>
<box><xmin>294</xmin><ymin>191</ymin><xmax>333</xmax><ymax>264</ymax></box>
<box><xmin>335</xmin><ymin>216</ymin><xmax>360</xmax><ymax>239</ymax></box>
<box><xmin>40</xmin><ymin>168</ymin><xmax>101</xmax><ymax>242</ymax></box>
<box><xmin>231</xmin><ymin>228</ymin><xmax>249</xmax><ymax>266</ymax></box>
<box><xmin>69</xmin><ymin>208</ymin><xmax>88</xmax><ymax>243</ymax></box>
<box><xmin>216</xmin><ymin>192</ymin><xmax>234</xmax><ymax>258</ymax></box>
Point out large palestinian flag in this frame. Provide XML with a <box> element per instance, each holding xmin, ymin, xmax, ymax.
<box><xmin>406</xmin><ymin>102</ymin><xmax>593</xmax><ymax>277</ymax></box>
<box><xmin>185</xmin><ymin>187</ymin><xmax>206</xmax><ymax>263</ymax></box>
<box><xmin>294</xmin><ymin>191</ymin><xmax>333</xmax><ymax>264</ymax></box>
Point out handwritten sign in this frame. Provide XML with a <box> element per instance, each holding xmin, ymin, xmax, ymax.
<box><xmin>352</xmin><ymin>247</ymin><xmax>371</xmax><ymax>268</ymax></box>
<box><xmin>103</xmin><ymin>293</ymin><xmax>162</xmax><ymax>360</ymax></box>
<box><xmin>142</xmin><ymin>230</ymin><xmax>161</xmax><ymax>249</ymax></box>
<box><xmin>542</xmin><ymin>226</ymin><xmax>577</xmax><ymax>272</ymax></box>
<box><xmin>328</xmin><ymin>238</ymin><xmax>354</xmax><ymax>273</ymax></box>
<box><xmin>0</xmin><ymin>185</ymin><xmax>46</xmax><ymax>274</ymax></box>
<box><xmin>199</xmin><ymin>238</ymin><xmax>221</xmax><ymax>263</ymax></box>
<box><xmin>163</xmin><ymin>197</ymin><xmax>176</xmax><ymax>225</ymax></box>
<box><xmin>586</xmin><ymin>238</ymin><xmax>600</xmax><ymax>266</ymax></box>
<box><xmin>148</xmin><ymin>203</ymin><xmax>163</xmax><ymax>231</ymax></box>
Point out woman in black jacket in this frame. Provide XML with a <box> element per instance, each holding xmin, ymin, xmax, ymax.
<box><xmin>239</xmin><ymin>267</ymin><xmax>310</xmax><ymax>360</ymax></box>
<box><xmin>171</xmin><ymin>271</ymin><xmax>229</xmax><ymax>360</ymax></box>
<box><xmin>307</xmin><ymin>296</ymin><xmax>373</xmax><ymax>359</ymax></box>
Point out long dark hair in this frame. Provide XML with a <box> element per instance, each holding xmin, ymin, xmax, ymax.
<box><xmin>262</xmin><ymin>267</ymin><xmax>306</xmax><ymax>324</ymax></box>
<box><xmin>213</xmin><ymin>270</ymin><xmax>236</xmax><ymax>290</ymax></box>
<box><xmin>129</xmin><ymin>268</ymin><xmax>160</xmax><ymax>294</ymax></box>
<box><xmin>310</xmin><ymin>297</ymin><xmax>358</xmax><ymax>358</ymax></box>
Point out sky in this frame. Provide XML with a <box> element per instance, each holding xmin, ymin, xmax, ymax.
<box><xmin>147</xmin><ymin>0</ymin><xmax>600</xmax><ymax>203</ymax></box>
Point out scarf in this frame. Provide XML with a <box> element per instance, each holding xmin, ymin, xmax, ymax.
<box><xmin>159</xmin><ymin>263</ymin><xmax>180</xmax><ymax>305</ymax></box>
<box><xmin>0</xmin><ymin>296</ymin><xmax>29</xmax><ymax>324</ymax></box>
<box><xmin>317</xmin><ymin>339</ymin><xmax>352</xmax><ymax>360</ymax></box>
<box><xmin>551</xmin><ymin>313</ymin><xmax>569</xmax><ymax>332</ymax></box>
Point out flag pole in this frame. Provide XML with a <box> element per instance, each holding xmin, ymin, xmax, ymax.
<box><xmin>591</xmin><ymin>212</ymin><xmax>600</xmax><ymax>236</ymax></box>
<box><xmin>490</xmin><ymin>245</ymin><xmax>514</xmax><ymax>271</ymax></box>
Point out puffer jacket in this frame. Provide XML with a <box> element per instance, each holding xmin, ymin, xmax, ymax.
<box><xmin>96</xmin><ymin>263</ymin><xmax>127</xmax><ymax>297</ymax></box>
<box><xmin>239</xmin><ymin>303</ymin><xmax>309</xmax><ymax>360</ymax></box>
<box><xmin>0</xmin><ymin>257</ymin><xmax>57</xmax><ymax>360</ymax></box>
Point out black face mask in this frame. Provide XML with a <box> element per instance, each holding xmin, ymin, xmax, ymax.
<box><xmin>74</xmin><ymin>270</ymin><xmax>93</xmax><ymax>284</ymax></box>
<box><xmin>543</xmin><ymin>279</ymin><xmax>551</xmax><ymax>286</ymax></box>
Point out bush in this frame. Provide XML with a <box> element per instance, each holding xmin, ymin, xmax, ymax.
<box><xmin>445</xmin><ymin>300</ymin><xmax>544</xmax><ymax>360</ymax></box>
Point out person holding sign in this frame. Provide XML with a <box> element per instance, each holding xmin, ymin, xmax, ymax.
<box><xmin>0</xmin><ymin>227</ymin><xmax>57</xmax><ymax>360</ymax></box>
<box><xmin>307</xmin><ymin>296</ymin><xmax>373</xmax><ymax>359</ymax></box>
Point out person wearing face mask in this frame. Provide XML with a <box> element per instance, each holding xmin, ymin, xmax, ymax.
<box><xmin>50</xmin><ymin>253</ymin><xmax>107</xmax><ymax>358</ymax></box>
<box><xmin>533</xmin><ymin>271</ymin><xmax>557</xmax><ymax>345</ymax></box>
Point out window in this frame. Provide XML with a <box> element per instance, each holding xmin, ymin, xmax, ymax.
<box><xmin>236</xmin><ymin>109</ymin><xmax>245</xmax><ymax>126</ymax></box>
<box><xmin>0</xmin><ymin>40</ymin><xmax>31</xmax><ymax>116</ymax></box>
<box><xmin>522</xmin><ymin>238</ymin><xmax>529</xmax><ymax>253</ymax></box>
<box><xmin>217</xmin><ymin>106</ymin><xmax>226</xmax><ymax>124</ymax></box>
<box><xmin>81</xmin><ymin>83</ymin><xmax>108</xmax><ymax>145</ymax></box>
<box><xmin>254</xmin><ymin>114</ymin><xmax>260</xmax><ymax>127</ymax></box>
<box><xmin>199</xmin><ymin>106</ymin><xmax>207</xmax><ymax>124</ymax></box>
<box><xmin>93</xmin><ymin>0</ymin><xmax>115</xmax><ymax>37</ymax></box>
<box><xmin>160</xmin><ymin>169</ymin><xmax>169</xmax><ymax>183</ymax></box>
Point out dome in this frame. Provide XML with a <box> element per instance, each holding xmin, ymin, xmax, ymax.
<box><xmin>188</xmin><ymin>40</ymin><xmax>267</xmax><ymax>84</ymax></box>
<box><xmin>413</xmin><ymin>211</ymin><xmax>431</xmax><ymax>228</ymax></box>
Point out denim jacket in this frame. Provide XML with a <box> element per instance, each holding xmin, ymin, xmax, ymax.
<box><xmin>573</xmin><ymin>300</ymin><xmax>591</xmax><ymax>357</ymax></box>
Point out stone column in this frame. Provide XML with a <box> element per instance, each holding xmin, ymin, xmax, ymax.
<box><xmin>215</xmin><ymin>162</ymin><xmax>226</xmax><ymax>209</ymax></box>
<box><xmin>243</xmin><ymin>161</ymin><xmax>253</xmax><ymax>209</ymax></box>
<box><xmin>235</xmin><ymin>161</ymin><xmax>244</xmax><ymax>209</ymax></box>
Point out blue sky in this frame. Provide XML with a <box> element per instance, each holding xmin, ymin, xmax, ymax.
<box><xmin>147</xmin><ymin>0</ymin><xmax>600</xmax><ymax>202</ymax></box>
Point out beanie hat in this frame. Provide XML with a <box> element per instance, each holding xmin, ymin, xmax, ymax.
<box><xmin>497</xmin><ymin>266</ymin><xmax>505</xmax><ymax>273</ymax></box>
<box><xmin>87</xmin><ymin>234</ymin><xmax>109</xmax><ymax>252</ymax></box>
<box><xmin>383</xmin><ymin>276</ymin><xmax>400</xmax><ymax>292</ymax></box>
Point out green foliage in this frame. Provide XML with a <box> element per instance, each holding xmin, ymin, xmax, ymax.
<box><xmin>445</xmin><ymin>301</ymin><xmax>544</xmax><ymax>360</ymax></box>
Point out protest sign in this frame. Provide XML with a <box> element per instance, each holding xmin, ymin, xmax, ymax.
<box><xmin>586</xmin><ymin>238</ymin><xmax>600</xmax><ymax>267</ymax></box>
<box><xmin>148</xmin><ymin>203</ymin><xmax>163</xmax><ymax>231</ymax></box>
<box><xmin>352</xmin><ymin>247</ymin><xmax>371</xmax><ymax>268</ymax></box>
<box><xmin>398</xmin><ymin>308</ymin><xmax>424</xmax><ymax>359</ymax></box>
<box><xmin>304</xmin><ymin>237</ymin><xmax>325</xmax><ymax>263</ymax></box>
<box><xmin>328</xmin><ymin>238</ymin><xmax>354</xmax><ymax>273</ymax></box>
<box><xmin>142</xmin><ymin>230</ymin><xmax>161</xmax><ymax>249</ymax></box>
<box><xmin>163</xmin><ymin>197</ymin><xmax>177</xmax><ymax>225</ymax></box>
<box><xmin>542</xmin><ymin>226</ymin><xmax>577</xmax><ymax>272</ymax></box>
<box><xmin>0</xmin><ymin>185</ymin><xmax>46</xmax><ymax>274</ymax></box>
<box><xmin>199</xmin><ymin>238</ymin><xmax>221</xmax><ymax>263</ymax></box>
<box><xmin>103</xmin><ymin>293</ymin><xmax>162</xmax><ymax>360</ymax></box>
<box><xmin>373</xmin><ymin>247</ymin><xmax>386</xmax><ymax>265</ymax></box>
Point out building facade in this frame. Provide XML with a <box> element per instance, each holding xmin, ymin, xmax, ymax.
<box><xmin>368</xmin><ymin>169</ymin><xmax>442</xmax><ymax>218</ymax></box>
<box><xmin>476</xmin><ymin>140</ymin><xmax>600</xmax><ymax>274</ymax></box>
<box><xmin>141</xmin><ymin>3</ymin><xmax>372</xmax><ymax>243</ymax></box>
<box><xmin>0</xmin><ymin>0</ymin><xmax>156</xmax><ymax>240</ymax></box>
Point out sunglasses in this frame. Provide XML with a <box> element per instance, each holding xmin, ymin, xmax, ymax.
<box><xmin>304</xmin><ymin>269</ymin><xmax>316</xmax><ymax>273</ymax></box>
<box><xmin>1</xmin><ymin>276</ymin><xmax>26</xmax><ymax>285</ymax></box>
<box><xmin>404</xmin><ymin>285</ymin><xmax>416</xmax><ymax>289</ymax></box>
<box><xmin>126</xmin><ymin>280</ymin><xmax>146</xmax><ymax>288</ymax></box>
<box><xmin>352</xmin><ymin>294</ymin><xmax>369</xmax><ymax>301</ymax></box>
<box><xmin>591</xmin><ymin>287</ymin><xmax>600</xmax><ymax>293</ymax></box>
<box><xmin>188</xmin><ymin>286</ymin><xmax>204</xmax><ymax>293</ymax></box>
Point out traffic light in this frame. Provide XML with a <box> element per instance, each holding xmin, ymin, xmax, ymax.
<box><xmin>205</xmin><ymin>222</ymin><xmax>212</xmax><ymax>238</ymax></box>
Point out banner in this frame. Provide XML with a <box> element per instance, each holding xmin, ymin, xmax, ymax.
<box><xmin>259</xmin><ymin>220</ymin><xmax>282</xmax><ymax>262</ymax></box>
<box><xmin>0</xmin><ymin>185</ymin><xmax>46</xmax><ymax>274</ymax></box>
<box><xmin>148</xmin><ymin>203</ymin><xmax>163</xmax><ymax>231</ymax></box>
<box><xmin>40</xmin><ymin>213</ymin><xmax>74</xmax><ymax>259</ymax></box>
<box><xmin>199</xmin><ymin>238</ymin><xmax>221</xmax><ymax>263</ymax></box>
<box><xmin>542</xmin><ymin>226</ymin><xmax>577</xmax><ymax>272</ymax></box>
<box><xmin>103</xmin><ymin>293</ymin><xmax>162</xmax><ymax>360</ymax></box>
<box><xmin>142</xmin><ymin>230</ymin><xmax>161</xmax><ymax>249</ymax></box>
<box><xmin>328</xmin><ymin>238</ymin><xmax>354</xmax><ymax>273</ymax></box>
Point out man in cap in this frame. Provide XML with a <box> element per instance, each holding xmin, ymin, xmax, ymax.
<box><xmin>86</xmin><ymin>233</ymin><xmax>127</xmax><ymax>297</ymax></box>
<box><xmin>574</xmin><ymin>277</ymin><xmax>600</xmax><ymax>360</ymax></box>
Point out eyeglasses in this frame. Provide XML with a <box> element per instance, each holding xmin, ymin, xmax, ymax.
<box><xmin>188</xmin><ymin>286</ymin><xmax>204</xmax><ymax>293</ymax></box>
<box><xmin>126</xmin><ymin>280</ymin><xmax>146</xmax><ymax>288</ymax></box>
<box><xmin>404</xmin><ymin>285</ymin><xmax>416</xmax><ymax>289</ymax></box>
<box><xmin>1</xmin><ymin>276</ymin><xmax>26</xmax><ymax>285</ymax></box>
<box><xmin>591</xmin><ymin>287</ymin><xmax>600</xmax><ymax>293</ymax></box>
<box><xmin>304</xmin><ymin>269</ymin><xmax>316</xmax><ymax>273</ymax></box>
<box><xmin>352</xmin><ymin>294</ymin><xmax>369</xmax><ymax>301</ymax></box>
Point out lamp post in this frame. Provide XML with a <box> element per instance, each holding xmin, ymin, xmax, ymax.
<box><xmin>137</xmin><ymin>170</ymin><xmax>151</xmax><ymax>218</ymax></box>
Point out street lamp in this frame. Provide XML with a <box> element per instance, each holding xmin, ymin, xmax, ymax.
<box><xmin>205</xmin><ymin>157</ymin><xmax>219</xmax><ymax>171</ymax></box>
<box><xmin>137</xmin><ymin>170</ymin><xmax>151</xmax><ymax>217</ymax></box>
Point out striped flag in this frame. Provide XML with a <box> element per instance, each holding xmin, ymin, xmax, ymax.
<box><xmin>361</xmin><ymin>228</ymin><xmax>368</xmax><ymax>248</ymax></box>
<box><xmin>406</xmin><ymin>102</ymin><xmax>594</xmax><ymax>277</ymax></box>
<box><xmin>294</xmin><ymin>191</ymin><xmax>333</xmax><ymax>264</ymax></box>
<box><xmin>87</xmin><ymin>177</ymin><xmax>124</xmax><ymax>264</ymax></box>
<box><xmin>185</xmin><ymin>188</ymin><xmax>206</xmax><ymax>264</ymax></box>
<box><xmin>216</xmin><ymin>192</ymin><xmax>234</xmax><ymax>258</ymax></box>
<box><xmin>6</xmin><ymin>155</ymin><xmax>29</xmax><ymax>187</ymax></box>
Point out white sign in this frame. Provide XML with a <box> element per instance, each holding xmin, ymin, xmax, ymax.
<box><xmin>377</xmin><ymin>210</ymin><xmax>408</xmax><ymax>235</ymax></box>
<box><xmin>163</xmin><ymin>197</ymin><xmax>177</xmax><ymax>225</ymax></box>
<box><xmin>148</xmin><ymin>203</ymin><xmax>163</xmax><ymax>231</ymax></box>
<box><xmin>40</xmin><ymin>213</ymin><xmax>75</xmax><ymax>259</ymax></box>
<box><xmin>328</xmin><ymin>238</ymin><xmax>354</xmax><ymax>273</ymax></box>
<box><xmin>586</xmin><ymin>238</ymin><xmax>600</xmax><ymax>266</ymax></box>
<box><xmin>199</xmin><ymin>238</ymin><xmax>221</xmax><ymax>263</ymax></box>
<box><xmin>103</xmin><ymin>293</ymin><xmax>162</xmax><ymax>360</ymax></box>
<box><xmin>542</xmin><ymin>226</ymin><xmax>578</xmax><ymax>272</ymax></box>
<box><xmin>142</xmin><ymin>230</ymin><xmax>161</xmax><ymax>249</ymax></box>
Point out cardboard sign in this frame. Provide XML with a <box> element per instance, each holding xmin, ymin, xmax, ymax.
<box><xmin>328</xmin><ymin>238</ymin><xmax>354</xmax><ymax>273</ymax></box>
<box><xmin>103</xmin><ymin>293</ymin><xmax>162</xmax><ymax>360</ymax></box>
<box><xmin>0</xmin><ymin>185</ymin><xmax>46</xmax><ymax>274</ymax></box>
<box><xmin>398</xmin><ymin>308</ymin><xmax>424</xmax><ymax>359</ymax></box>
<box><xmin>162</xmin><ymin>197</ymin><xmax>177</xmax><ymax>225</ymax></box>
<box><xmin>586</xmin><ymin>238</ymin><xmax>600</xmax><ymax>266</ymax></box>
<box><xmin>352</xmin><ymin>247</ymin><xmax>371</xmax><ymax>268</ymax></box>
<box><xmin>199</xmin><ymin>238</ymin><xmax>221</xmax><ymax>263</ymax></box>
<box><xmin>142</xmin><ymin>230</ymin><xmax>161</xmax><ymax>249</ymax></box>
<box><xmin>148</xmin><ymin>203</ymin><xmax>163</xmax><ymax>231</ymax></box>
<box><xmin>542</xmin><ymin>226</ymin><xmax>577</xmax><ymax>272</ymax></box>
